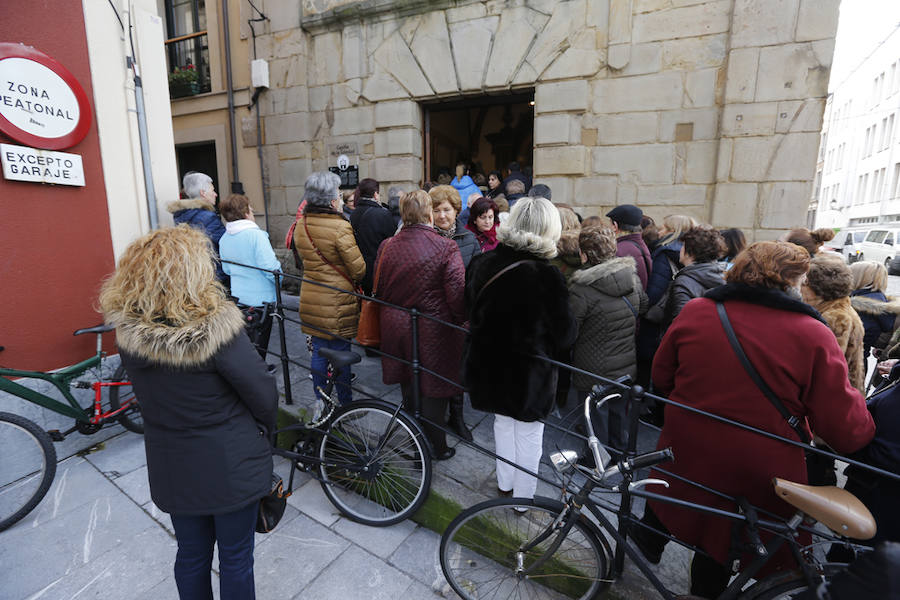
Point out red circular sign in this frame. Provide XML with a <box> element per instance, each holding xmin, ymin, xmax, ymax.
<box><xmin>0</xmin><ymin>43</ymin><xmax>92</xmax><ymax>150</ymax></box>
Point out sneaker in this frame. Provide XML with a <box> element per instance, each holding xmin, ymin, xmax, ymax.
<box><xmin>497</xmin><ymin>487</ymin><xmax>513</xmax><ymax>498</ymax></box>
<box><xmin>266</xmin><ymin>363</ymin><xmax>278</xmax><ymax>374</ymax></box>
<box><xmin>350</xmin><ymin>373</ymin><xmax>358</xmax><ymax>383</ymax></box>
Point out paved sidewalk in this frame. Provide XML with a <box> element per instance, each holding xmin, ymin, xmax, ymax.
<box><xmin>0</xmin><ymin>431</ymin><xmax>450</xmax><ymax>600</ymax></box>
<box><xmin>1</xmin><ymin>298</ymin><xmax>689</xmax><ymax>599</ymax></box>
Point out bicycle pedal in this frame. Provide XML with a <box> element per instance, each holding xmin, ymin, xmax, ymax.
<box><xmin>47</xmin><ymin>429</ymin><xmax>66</xmax><ymax>442</ymax></box>
<box><xmin>72</xmin><ymin>381</ymin><xmax>93</xmax><ymax>389</ymax></box>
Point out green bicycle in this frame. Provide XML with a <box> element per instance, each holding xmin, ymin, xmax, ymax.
<box><xmin>0</xmin><ymin>324</ymin><xmax>140</xmax><ymax>531</ymax></box>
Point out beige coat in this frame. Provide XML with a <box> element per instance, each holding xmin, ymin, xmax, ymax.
<box><xmin>293</xmin><ymin>210</ymin><xmax>366</xmax><ymax>340</ymax></box>
<box><xmin>816</xmin><ymin>296</ymin><xmax>866</xmax><ymax>393</ymax></box>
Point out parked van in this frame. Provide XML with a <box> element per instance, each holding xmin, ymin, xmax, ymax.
<box><xmin>824</xmin><ymin>228</ymin><xmax>869</xmax><ymax>263</ymax></box>
<box><xmin>857</xmin><ymin>228</ymin><xmax>900</xmax><ymax>267</ymax></box>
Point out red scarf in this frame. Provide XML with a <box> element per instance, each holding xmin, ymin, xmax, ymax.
<box><xmin>467</xmin><ymin>223</ymin><xmax>499</xmax><ymax>252</ymax></box>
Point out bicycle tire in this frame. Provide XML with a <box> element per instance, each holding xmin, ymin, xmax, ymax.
<box><xmin>0</xmin><ymin>412</ymin><xmax>57</xmax><ymax>532</ymax></box>
<box><xmin>108</xmin><ymin>365</ymin><xmax>143</xmax><ymax>434</ymax></box>
<box><xmin>440</xmin><ymin>496</ymin><xmax>613</xmax><ymax>600</ymax></box>
<box><xmin>740</xmin><ymin>567</ymin><xmax>843</xmax><ymax>600</ymax></box>
<box><xmin>318</xmin><ymin>400</ymin><xmax>432</xmax><ymax>526</ymax></box>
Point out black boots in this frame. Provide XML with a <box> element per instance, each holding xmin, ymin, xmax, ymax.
<box><xmin>448</xmin><ymin>396</ymin><xmax>473</xmax><ymax>442</ymax></box>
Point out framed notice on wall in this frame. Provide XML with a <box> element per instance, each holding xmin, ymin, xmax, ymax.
<box><xmin>0</xmin><ymin>43</ymin><xmax>92</xmax><ymax>150</ymax></box>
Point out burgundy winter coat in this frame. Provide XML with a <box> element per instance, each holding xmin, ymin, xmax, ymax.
<box><xmin>376</xmin><ymin>224</ymin><xmax>466</xmax><ymax>397</ymax></box>
<box><xmin>649</xmin><ymin>284</ymin><xmax>875</xmax><ymax>573</ymax></box>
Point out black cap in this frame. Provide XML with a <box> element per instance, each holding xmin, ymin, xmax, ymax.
<box><xmin>606</xmin><ymin>204</ymin><xmax>643</xmax><ymax>227</ymax></box>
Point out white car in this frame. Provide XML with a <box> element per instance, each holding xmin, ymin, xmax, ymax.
<box><xmin>857</xmin><ymin>228</ymin><xmax>900</xmax><ymax>268</ymax></box>
<box><xmin>823</xmin><ymin>228</ymin><xmax>869</xmax><ymax>263</ymax></box>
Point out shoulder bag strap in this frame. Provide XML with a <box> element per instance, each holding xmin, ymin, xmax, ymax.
<box><xmin>371</xmin><ymin>238</ymin><xmax>391</xmax><ymax>297</ymax></box>
<box><xmin>715</xmin><ymin>302</ymin><xmax>811</xmax><ymax>444</ymax></box>
<box><xmin>622</xmin><ymin>295</ymin><xmax>638</xmax><ymax>319</ymax></box>
<box><xmin>303</xmin><ymin>215</ymin><xmax>357</xmax><ymax>290</ymax></box>
<box><xmin>474</xmin><ymin>260</ymin><xmax>533</xmax><ymax>306</ymax></box>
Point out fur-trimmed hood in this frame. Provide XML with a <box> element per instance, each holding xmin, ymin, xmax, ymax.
<box><xmin>107</xmin><ymin>302</ymin><xmax>245</xmax><ymax>367</ymax></box>
<box><xmin>851</xmin><ymin>294</ymin><xmax>900</xmax><ymax>316</ymax></box>
<box><xmin>569</xmin><ymin>256</ymin><xmax>636</xmax><ymax>296</ymax></box>
<box><xmin>166</xmin><ymin>197</ymin><xmax>216</xmax><ymax>214</ymax></box>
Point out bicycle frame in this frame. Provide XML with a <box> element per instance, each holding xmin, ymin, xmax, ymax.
<box><xmin>0</xmin><ymin>353</ymin><xmax>104</xmax><ymax>422</ymax></box>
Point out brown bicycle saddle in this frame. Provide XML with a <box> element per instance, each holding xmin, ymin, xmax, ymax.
<box><xmin>772</xmin><ymin>478</ymin><xmax>876</xmax><ymax>540</ymax></box>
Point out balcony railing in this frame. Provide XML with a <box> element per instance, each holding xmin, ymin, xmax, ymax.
<box><xmin>165</xmin><ymin>31</ymin><xmax>211</xmax><ymax>99</ymax></box>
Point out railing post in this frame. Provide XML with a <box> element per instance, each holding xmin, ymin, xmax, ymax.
<box><xmin>274</xmin><ymin>272</ymin><xmax>293</xmax><ymax>405</ymax></box>
<box><xmin>410</xmin><ymin>308</ymin><xmax>421</xmax><ymax>420</ymax></box>
<box><xmin>612</xmin><ymin>384</ymin><xmax>646</xmax><ymax>576</ymax></box>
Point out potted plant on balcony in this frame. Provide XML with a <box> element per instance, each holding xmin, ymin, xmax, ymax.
<box><xmin>168</xmin><ymin>63</ymin><xmax>199</xmax><ymax>98</ymax></box>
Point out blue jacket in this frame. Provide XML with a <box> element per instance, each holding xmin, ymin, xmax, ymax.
<box><xmin>452</xmin><ymin>175</ymin><xmax>482</xmax><ymax>207</ymax></box>
<box><xmin>850</xmin><ymin>290</ymin><xmax>898</xmax><ymax>354</ymax></box>
<box><xmin>637</xmin><ymin>240</ymin><xmax>683</xmax><ymax>360</ymax></box>
<box><xmin>219</xmin><ymin>222</ymin><xmax>281</xmax><ymax>306</ymax></box>
<box><xmin>167</xmin><ymin>198</ymin><xmax>228</xmax><ymax>282</ymax></box>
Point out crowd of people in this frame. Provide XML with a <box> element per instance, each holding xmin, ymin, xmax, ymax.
<box><xmin>97</xmin><ymin>165</ymin><xmax>900</xmax><ymax>599</ymax></box>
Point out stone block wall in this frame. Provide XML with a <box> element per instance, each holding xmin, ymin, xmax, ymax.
<box><xmin>250</xmin><ymin>0</ymin><xmax>839</xmax><ymax>243</ymax></box>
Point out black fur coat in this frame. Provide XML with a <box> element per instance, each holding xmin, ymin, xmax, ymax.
<box><xmin>463</xmin><ymin>244</ymin><xmax>576</xmax><ymax>421</ymax></box>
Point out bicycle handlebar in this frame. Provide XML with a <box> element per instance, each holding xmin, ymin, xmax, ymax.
<box><xmin>624</xmin><ymin>448</ymin><xmax>674</xmax><ymax>472</ymax></box>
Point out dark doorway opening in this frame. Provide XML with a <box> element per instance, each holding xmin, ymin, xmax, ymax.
<box><xmin>175</xmin><ymin>142</ymin><xmax>219</xmax><ymax>198</ymax></box>
<box><xmin>423</xmin><ymin>91</ymin><xmax>534</xmax><ymax>185</ymax></box>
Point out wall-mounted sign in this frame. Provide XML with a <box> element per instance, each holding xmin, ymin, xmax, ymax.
<box><xmin>0</xmin><ymin>43</ymin><xmax>92</xmax><ymax>150</ymax></box>
<box><xmin>1</xmin><ymin>143</ymin><xmax>85</xmax><ymax>186</ymax></box>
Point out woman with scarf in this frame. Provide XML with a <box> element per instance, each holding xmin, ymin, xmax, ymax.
<box><xmin>466</xmin><ymin>197</ymin><xmax>500</xmax><ymax>253</ymax></box>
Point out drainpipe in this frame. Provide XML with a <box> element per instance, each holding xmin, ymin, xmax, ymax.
<box><xmin>222</xmin><ymin>0</ymin><xmax>242</xmax><ymax>194</ymax></box>
<box><xmin>126</xmin><ymin>8</ymin><xmax>158</xmax><ymax>228</ymax></box>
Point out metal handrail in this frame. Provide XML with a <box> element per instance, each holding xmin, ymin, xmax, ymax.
<box><xmin>220</xmin><ymin>257</ymin><xmax>900</xmax><ymax>486</ymax></box>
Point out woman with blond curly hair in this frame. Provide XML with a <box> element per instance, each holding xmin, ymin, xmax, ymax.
<box><xmin>100</xmin><ymin>225</ymin><xmax>277</xmax><ymax>600</ymax></box>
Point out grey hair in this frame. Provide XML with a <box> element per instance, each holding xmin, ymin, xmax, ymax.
<box><xmin>183</xmin><ymin>172</ymin><xmax>213</xmax><ymax>199</ymax></box>
<box><xmin>304</xmin><ymin>171</ymin><xmax>342</xmax><ymax>207</ymax></box>
<box><xmin>497</xmin><ymin>196</ymin><xmax>561</xmax><ymax>259</ymax></box>
<box><xmin>388</xmin><ymin>186</ymin><xmax>404</xmax><ymax>203</ymax></box>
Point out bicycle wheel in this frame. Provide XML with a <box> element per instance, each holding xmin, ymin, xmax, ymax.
<box><xmin>440</xmin><ymin>497</ymin><xmax>613</xmax><ymax>600</ymax></box>
<box><xmin>318</xmin><ymin>400</ymin><xmax>432</xmax><ymax>526</ymax></box>
<box><xmin>0</xmin><ymin>412</ymin><xmax>57</xmax><ymax>532</ymax></box>
<box><xmin>108</xmin><ymin>365</ymin><xmax>143</xmax><ymax>434</ymax></box>
<box><xmin>740</xmin><ymin>567</ymin><xmax>842</xmax><ymax>599</ymax></box>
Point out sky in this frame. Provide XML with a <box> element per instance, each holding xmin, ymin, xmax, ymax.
<box><xmin>830</xmin><ymin>0</ymin><xmax>900</xmax><ymax>90</ymax></box>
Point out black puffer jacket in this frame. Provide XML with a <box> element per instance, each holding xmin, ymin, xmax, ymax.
<box><xmin>464</xmin><ymin>244</ymin><xmax>576</xmax><ymax>421</ymax></box>
<box><xmin>350</xmin><ymin>198</ymin><xmax>397</xmax><ymax>294</ymax></box>
<box><xmin>109</xmin><ymin>302</ymin><xmax>277</xmax><ymax>516</ymax></box>
<box><xmin>568</xmin><ymin>257</ymin><xmax>648</xmax><ymax>391</ymax></box>
<box><xmin>666</xmin><ymin>261</ymin><xmax>725</xmax><ymax>325</ymax></box>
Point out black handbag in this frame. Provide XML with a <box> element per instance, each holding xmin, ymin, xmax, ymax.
<box><xmin>256</xmin><ymin>473</ymin><xmax>291</xmax><ymax>533</ymax></box>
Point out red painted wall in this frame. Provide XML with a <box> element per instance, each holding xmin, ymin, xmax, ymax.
<box><xmin>0</xmin><ymin>0</ymin><xmax>116</xmax><ymax>370</ymax></box>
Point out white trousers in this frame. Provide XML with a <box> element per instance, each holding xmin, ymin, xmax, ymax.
<box><xmin>494</xmin><ymin>414</ymin><xmax>545</xmax><ymax>499</ymax></box>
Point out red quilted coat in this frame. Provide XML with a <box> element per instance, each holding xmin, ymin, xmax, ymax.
<box><xmin>375</xmin><ymin>224</ymin><xmax>466</xmax><ymax>397</ymax></box>
<box><xmin>649</xmin><ymin>284</ymin><xmax>874</xmax><ymax>573</ymax></box>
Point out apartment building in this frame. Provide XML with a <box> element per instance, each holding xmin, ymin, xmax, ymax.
<box><xmin>815</xmin><ymin>24</ymin><xmax>900</xmax><ymax>229</ymax></box>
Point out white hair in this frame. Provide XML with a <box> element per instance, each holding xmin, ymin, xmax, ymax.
<box><xmin>497</xmin><ymin>196</ymin><xmax>561</xmax><ymax>259</ymax></box>
<box><xmin>304</xmin><ymin>171</ymin><xmax>342</xmax><ymax>207</ymax></box>
<box><xmin>182</xmin><ymin>172</ymin><xmax>213</xmax><ymax>199</ymax></box>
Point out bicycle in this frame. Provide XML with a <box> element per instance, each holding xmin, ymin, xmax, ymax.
<box><xmin>439</xmin><ymin>383</ymin><xmax>877</xmax><ymax>599</ymax></box>
<box><xmin>0</xmin><ymin>324</ymin><xmax>141</xmax><ymax>531</ymax></box>
<box><xmin>272</xmin><ymin>346</ymin><xmax>433</xmax><ymax>526</ymax></box>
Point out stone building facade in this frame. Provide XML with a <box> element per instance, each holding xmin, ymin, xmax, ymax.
<box><xmin>246</xmin><ymin>0</ymin><xmax>839</xmax><ymax>243</ymax></box>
